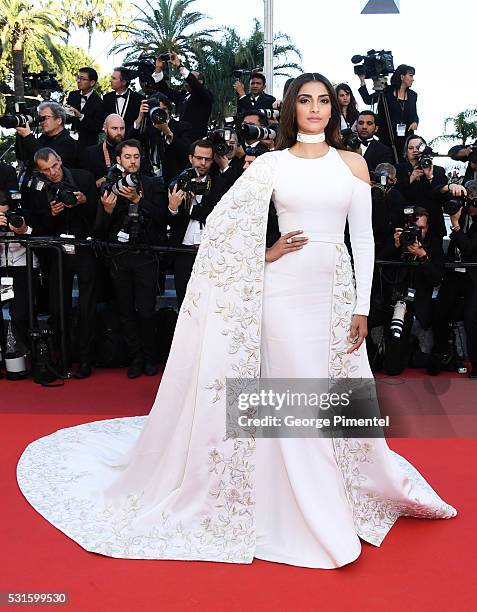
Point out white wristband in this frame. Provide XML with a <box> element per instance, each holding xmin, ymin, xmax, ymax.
<box><xmin>168</xmin><ymin>206</ymin><xmax>179</xmax><ymax>215</ymax></box>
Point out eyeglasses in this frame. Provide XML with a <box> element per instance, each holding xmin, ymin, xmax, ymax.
<box><xmin>39</xmin><ymin>115</ymin><xmax>55</xmax><ymax>120</ymax></box>
<box><xmin>193</xmin><ymin>155</ymin><xmax>213</xmax><ymax>162</ymax></box>
<box><xmin>76</xmin><ymin>76</ymin><xmax>90</xmax><ymax>81</ymax></box>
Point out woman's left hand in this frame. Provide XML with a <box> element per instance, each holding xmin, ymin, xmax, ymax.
<box><xmin>409</xmin><ymin>122</ymin><xmax>418</xmax><ymax>132</ymax></box>
<box><xmin>346</xmin><ymin>314</ymin><xmax>368</xmax><ymax>353</ymax></box>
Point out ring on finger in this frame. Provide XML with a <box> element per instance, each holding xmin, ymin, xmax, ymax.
<box><xmin>286</xmin><ymin>237</ymin><xmax>293</xmax><ymax>244</ymax></box>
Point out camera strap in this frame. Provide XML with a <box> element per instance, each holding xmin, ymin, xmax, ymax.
<box><xmin>102</xmin><ymin>142</ymin><xmax>111</xmax><ymax>168</ymax></box>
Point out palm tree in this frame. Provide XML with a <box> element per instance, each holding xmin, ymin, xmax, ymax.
<box><xmin>65</xmin><ymin>1</ymin><xmax>127</xmax><ymax>53</ymax></box>
<box><xmin>430</xmin><ymin>109</ymin><xmax>477</xmax><ymax>150</ymax></box>
<box><xmin>0</xmin><ymin>0</ymin><xmax>67</xmax><ymax>101</ymax></box>
<box><xmin>112</xmin><ymin>0</ymin><xmax>218</xmax><ymax>62</ymax></box>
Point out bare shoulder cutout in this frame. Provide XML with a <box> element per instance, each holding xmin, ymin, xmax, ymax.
<box><xmin>337</xmin><ymin>149</ymin><xmax>370</xmax><ymax>185</ymax></box>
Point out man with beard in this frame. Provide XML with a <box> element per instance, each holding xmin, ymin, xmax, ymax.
<box><xmin>82</xmin><ymin>114</ymin><xmax>126</xmax><ymax>189</ymax></box>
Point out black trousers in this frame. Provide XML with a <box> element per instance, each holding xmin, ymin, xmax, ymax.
<box><xmin>433</xmin><ymin>272</ymin><xmax>477</xmax><ymax>367</ymax></box>
<box><xmin>0</xmin><ymin>266</ymin><xmax>38</xmax><ymax>350</ymax></box>
<box><xmin>173</xmin><ymin>251</ymin><xmax>197</xmax><ymax>309</ymax></box>
<box><xmin>107</xmin><ymin>252</ymin><xmax>159</xmax><ymax>362</ymax></box>
<box><xmin>49</xmin><ymin>247</ymin><xmax>97</xmax><ymax>364</ymax></box>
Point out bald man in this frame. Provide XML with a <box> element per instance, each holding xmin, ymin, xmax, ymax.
<box><xmin>82</xmin><ymin>114</ymin><xmax>126</xmax><ymax>187</ymax></box>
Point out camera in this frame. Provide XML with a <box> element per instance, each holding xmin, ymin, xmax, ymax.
<box><xmin>158</xmin><ymin>53</ymin><xmax>171</xmax><ymax>62</ymax></box>
<box><xmin>0</xmin><ymin>190</ymin><xmax>26</xmax><ymax>231</ymax></box>
<box><xmin>145</xmin><ymin>96</ymin><xmax>168</xmax><ymax>125</ymax></box>
<box><xmin>0</xmin><ymin>102</ymin><xmax>44</xmax><ymax>129</ymax></box>
<box><xmin>241</xmin><ymin>123</ymin><xmax>277</xmax><ymax>142</ymax></box>
<box><xmin>27</xmin><ymin>173</ymin><xmax>78</xmax><ymax>207</ymax></box>
<box><xmin>351</xmin><ymin>49</ymin><xmax>394</xmax><ymax>80</ymax></box>
<box><xmin>176</xmin><ymin>168</ymin><xmax>211</xmax><ymax>196</ymax></box>
<box><xmin>259</xmin><ymin>108</ymin><xmax>280</xmax><ymax>121</ymax></box>
<box><xmin>23</xmin><ymin>71</ymin><xmax>60</xmax><ymax>94</ymax></box>
<box><xmin>233</xmin><ymin>67</ymin><xmax>263</xmax><ymax>79</ymax></box>
<box><xmin>443</xmin><ymin>180</ymin><xmax>477</xmax><ymax>216</ymax></box>
<box><xmin>341</xmin><ymin>128</ymin><xmax>360</xmax><ymax>150</ymax></box>
<box><xmin>467</xmin><ymin>144</ymin><xmax>477</xmax><ymax>164</ymax></box>
<box><xmin>208</xmin><ymin>128</ymin><xmax>234</xmax><ymax>156</ymax></box>
<box><xmin>370</xmin><ymin>166</ymin><xmax>395</xmax><ymax>202</ymax></box>
<box><xmin>415</xmin><ymin>142</ymin><xmax>434</xmax><ymax>169</ymax></box>
<box><xmin>99</xmin><ymin>164</ymin><xmax>125</xmax><ymax>196</ymax></box>
<box><xmin>123</xmin><ymin>56</ymin><xmax>157</xmax><ymax>94</ymax></box>
<box><xmin>399</xmin><ymin>206</ymin><xmax>422</xmax><ymax>250</ymax></box>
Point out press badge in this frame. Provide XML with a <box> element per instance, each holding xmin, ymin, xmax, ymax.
<box><xmin>396</xmin><ymin>123</ymin><xmax>406</xmax><ymax>137</ymax></box>
<box><xmin>60</xmin><ymin>233</ymin><xmax>75</xmax><ymax>255</ymax></box>
<box><xmin>1</xmin><ymin>276</ymin><xmax>14</xmax><ymax>301</ymax></box>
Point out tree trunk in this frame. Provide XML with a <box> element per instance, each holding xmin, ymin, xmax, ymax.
<box><xmin>12</xmin><ymin>41</ymin><xmax>25</xmax><ymax>103</ymax></box>
<box><xmin>88</xmin><ymin>27</ymin><xmax>92</xmax><ymax>53</ymax></box>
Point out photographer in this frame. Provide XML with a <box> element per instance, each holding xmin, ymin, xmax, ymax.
<box><xmin>33</xmin><ymin>148</ymin><xmax>98</xmax><ymax>379</ymax></box>
<box><xmin>0</xmin><ymin>190</ymin><xmax>39</xmax><ymax>351</ymax></box>
<box><xmin>99</xmin><ymin>139</ymin><xmax>167</xmax><ymax>379</ymax></box>
<box><xmin>208</xmin><ymin>128</ymin><xmax>244</xmax><ymax>186</ymax></box>
<box><xmin>379</xmin><ymin>207</ymin><xmax>445</xmax><ymax>375</ymax></box>
<box><xmin>240</xmin><ymin>110</ymin><xmax>276</xmax><ymax>151</ymax></box>
<box><xmin>65</xmin><ymin>67</ymin><xmax>104</xmax><ymax>148</ymax></box>
<box><xmin>356</xmin><ymin>111</ymin><xmax>394</xmax><ymax>172</ymax></box>
<box><xmin>448</xmin><ymin>140</ymin><xmax>477</xmax><ymax>182</ymax></box>
<box><xmin>15</xmin><ymin>102</ymin><xmax>78</xmax><ymax>168</ymax></box>
<box><xmin>103</xmin><ymin>67</ymin><xmax>144</xmax><ymax>134</ymax></box>
<box><xmin>358</xmin><ymin>64</ymin><xmax>418</xmax><ymax>162</ymax></box>
<box><xmin>433</xmin><ymin>181</ymin><xmax>477</xmax><ymax>378</ymax></box>
<box><xmin>82</xmin><ymin>114</ymin><xmax>126</xmax><ymax>188</ymax></box>
<box><xmin>235</xmin><ymin>72</ymin><xmax>276</xmax><ymax>114</ymax></box>
<box><xmin>128</xmin><ymin>93</ymin><xmax>189</xmax><ymax>182</ymax></box>
<box><xmin>396</xmin><ymin>135</ymin><xmax>464</xmax><ymax>238</ymax></box>
<box><xmin>167</xmin><ymin>138</ymin><xmax>229</xmax><ymax>307</ymax></box>
<box><xmin>152</xmin><ymin>53</ymin><xmax>213</xmax><ymax>142</ymax></box>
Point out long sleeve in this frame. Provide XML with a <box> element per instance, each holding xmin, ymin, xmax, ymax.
<box><xmin>347</xmin><ymin>177</ymin><xmax>375</xmax><ymax>316</ymax></box>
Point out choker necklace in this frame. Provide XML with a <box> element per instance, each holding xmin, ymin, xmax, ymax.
<box><xmin>297</xmin><ymin>132</ymin><xmax>325</xmax><ymax>143</ymax></box>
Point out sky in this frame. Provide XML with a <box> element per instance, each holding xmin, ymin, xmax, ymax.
<box><xmin>72</xmin><ymin>0</ymin><xmax>476</xmax><ymax>153</ymax></box>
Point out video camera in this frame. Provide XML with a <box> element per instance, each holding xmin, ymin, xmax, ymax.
<box><xmin>0</xmin><ymin>190</ymin><xmax>27</xmax><ymax>231</ymax></box>
<box><xmin>23</xmin><ymin>71</ymin><xmax>60</xmax><ymax>94</ymax></box>
<box><xmin>351</xmin><ymin>49</ymin><xmax>394</xmax><ymax>80</ymax></box>
<box><xmin>176</xmin><ymin>168</ymin><xmax>211</xmax><ymax>196</ymax></box>
<box><xmin>0</xmin><ymin>102</ymin><xmax>44</xmax><ymax>129</ymax></box>
<box><xmin>27</xmin><ymin>173</ymin><xmax>78</xmax><ymax>207</ymax></box>
<box><xmin>100</xmin><ymin>164</ymin><xmax>140</xmax><ymax>197</ymax></box>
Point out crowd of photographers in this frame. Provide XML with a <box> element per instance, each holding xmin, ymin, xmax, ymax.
<box><xmin>1</xmin><ymin>50</ymin><xmax>477</xmax><ymax>382</ymax></box>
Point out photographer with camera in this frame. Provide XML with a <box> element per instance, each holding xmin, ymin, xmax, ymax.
<box><xmin>448</xmin><ymin>140</ymin><xmax>477</xmax><ymax>183</ymax></box>
<box><xmin>31</xmin><ymin>147</ymin><xmax>98</xmax><ymax>379</ymax></box>
<box><xmin>65</xmin><ymin>67</ymin><xmax>104</xmax><ymax>148</ymax></box>
<box><xmin>378</xmin><ymin>206</ymin><xmax>445</xmax><ymax>375</ymax></box>
<box><xmin>99</xmin><ymin>139</ymin><xmax>167</xmax><ymax>379</ymax></box>
<box><xmin>81</xmin><ymin>114</ymin><xmax>126</xmax><ymax>188</ymax></box>
<box><xmin>0</xmin><ymin>189</ymin><xmax>39</xmax><ymax>353</ymax></box>
<box><xmin>103</xmin><ymin>67</ymin><xmax>145</xmax><ymax>134</ymax></box>
<box><xmin>432</xmin><ymin>180</ymin><xmax>477</xmax><ymax>378</ymax></box>
<box><xmin>15</xmin><ymin>102</ymin><xmax>78</xmax><ymax>168</ymax></box>
<box><xmin>168</xmin><ymin>138</ymin><xmax>232</xmax><ymax>307</ymax></box>
<box><xmin>151</xmin><ymin>53</ymin><xmax>213</xmax><ymax>143</ymax></box>
<box><xmin>235</xmin><ymin>71</ymin><xmax>276</xmax><ymax>114</ymax></box>
<box><xmin>208</xmin><ymin>127</ymin><xmax>244</xmax><ymax>187</ymax></box>
<box><xmin>358</xmin><ymin>63</ymin><xmax>418</xmax><ymax>162</ymax></box>
<box><xmin>239</xmin><ymin>110</ymin><xmax>277</xmax><ymax>152</ymax></box>
<box><xmin>396</xmin><ymin>135</ymin><xmax>464</xmax><ymax>238</ymax></box>
<box><xmin>356</xmin><ymin>111</ymin><xmax>394</xmax><ymax>172</ymax></box>
<box><xmin>128</xmin><ymin>93</ymin><xmax>189</xmax><ymax>182</ymax></box>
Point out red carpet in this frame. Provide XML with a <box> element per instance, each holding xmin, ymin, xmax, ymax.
<box><xmin>1</xmin><ymin>369</ymin><xmax>476</xmax><ymax>611</ymax></box>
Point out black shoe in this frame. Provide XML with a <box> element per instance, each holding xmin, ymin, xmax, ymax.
<box><xmin>469</xmin><ymin>366</ymin><xmax>477</xmax><ymax>379</ymax></box>
<box><xmin>74</xmin><ymin>362</ymin><xmax>92</xmax><ymax>379</ymax></box>
<box><xmin>143</xmin><ymin>361</ymin><xmax>158</xmax><ymax>376</ymax></box>
<box><xmin>127</xmin><ymin>358</ymin><xmax>144</xmax><ymax>379</ymax></box>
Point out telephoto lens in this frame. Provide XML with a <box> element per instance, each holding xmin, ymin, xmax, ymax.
<box><xmin>111</xmin><ymin>173</ymin><xmax>140</xmax><ymax>196</ymax></box>
<box><xmin>390</xmin><ymin>300</ymin><xmax>407</xmax><ymax>338</ymax></box>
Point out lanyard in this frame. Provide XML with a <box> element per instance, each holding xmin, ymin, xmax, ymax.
<box><xmin>103</xmin><ymin>142</ymin><xmax>111</xmax><ymax>167</ymax></box>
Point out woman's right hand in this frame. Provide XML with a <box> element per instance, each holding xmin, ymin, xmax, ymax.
<box><xmin>409</xmin><ymin>166</ymin><xmax>424</xmax><ymax>183</ymax></box>
<box><xmin>265</xmin><ymin>230</ymin><xmax>308</xmax><ymax>263</ymax></box>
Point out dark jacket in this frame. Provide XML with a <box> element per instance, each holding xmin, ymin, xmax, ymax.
<box><xmin>128</xmin><ymin>119</ymin><xmax>189</xmax><ymax>183</ymax></box>
<box><xmin>81</xmin><ymin>141</ymin><xmax>117</xmax><ymax>183</ymax></box>
<box><xmin>363</xmin><ymin>139</ymin><xmax>395</xmax><ymax>172</ymax></box>
<box><xmin>396</xmin><ymin>161</ymin><xmax>448</xmax><ymax>236</ymax></box>
<box><xmin>155</xmin><ymin>72</ymin><xmax>213</xmax><ymax>143</ymax></box>
<box><xmin>16</xmin><ymin>128</ymin><xmax>79</xmax><ymax>168</ymax></box>
<box><xmin>99</xmin><ymin>174</ymin><xmax>168</xmax><ymax>246</ymax></box>
<box><xmin>66</xmin><ymin>90</ymin><xmax>104</xmax><ymax>147</ymax></box>
<box><xmin>32</xmin><ymin>167</ymin><xmax>98</xmax><ymax>239</ymax></box>
<box><xmin>372</xmin><ymin>185</ymin><xmax>408</xmax><ymax>258</ymax></box>
<box><xmin>237</xmin><ymin>92</ymin><xmax>276</xmax><ymax>115</ymax></box>
<box><xmin>448</xmin><ymin>144</ymin><xmax>477</xmax><ymax>182</ymax></box>
<box><xmin>102</xmin><ymin>89</ymin><xmax>144</xmax><ymax>134</ymax></box>
<box><xmin>0</xmin><ymin>162</ymin><xmax>19</xmax><ymax>192</ymax></box>
<box><xmin>448</xmin><ymin>212</ymin><xmax>477</xmax><ymax>284</ymax></box>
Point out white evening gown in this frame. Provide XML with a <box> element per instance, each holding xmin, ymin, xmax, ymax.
<box><xmin>16</xmin><ymin>148</ymin><xmax>457</xmax><ymax>569</ymax></box>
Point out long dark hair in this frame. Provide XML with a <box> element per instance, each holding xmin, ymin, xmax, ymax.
<box><xmin>335</xmin><ymin>83</ymin><xmax>359</xmax><ymax>126</ymax></box>
<box><xmin>389</xmin><ymin>64</ymin><xmax>415</xmax><ymax>91</ymax></box>
<box><xmin>275</xmin><ymin>73</ymin><xmax>345</xmax><ymax>151</ymax></box>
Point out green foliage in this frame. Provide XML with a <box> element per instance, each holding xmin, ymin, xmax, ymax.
<box><xmin>430</xmin><ymin>109</ymin><xmax>477</xmax><ymax>148</ymax></box>
<box><xmin>64</xmin><ymin>1</ymin><xmax>128</xmax><ymax>51</ymax></box>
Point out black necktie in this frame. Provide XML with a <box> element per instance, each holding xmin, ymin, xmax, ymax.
<box><xmin>116</xmin><ymin>93</ymin><xmax>127</xmax><ymax>99</ymax></box>
<box><xmin>360</xmin><ymin>138</ymin><xmax>373</xmax><ymax>147</ymax></box>
<box><xmin>80</xmin><ymin>94</ymin><xmax>88</xmax><ymax>101</ymax></box>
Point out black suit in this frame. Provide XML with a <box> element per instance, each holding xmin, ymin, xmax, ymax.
<box><xmin>81</xmin><ymin>141</ymin><xmax>117</xmax><ymax>183</ymax></box>
<box><xmin>66</xmin><ymin>90</ymin><xmax>104</xmax><ymax>147</ymax></box>
<box><xmin>16</xmin><ymin>128</ymin><xmax>79</xmax><ymax>168</ymax></box>
<box><xmin>155</xmin><ymin>72</ymin><xmax>213</xmax><ymax>142</ymax></box>
<box><xmin>128</xmin><ymin>119</ymin><xmax>189</xmax><ymax>183</ymax></box>
<box><xmin>363</xmin><ymin>139</ymin><xmax>394</xmax><ymax>172</ymax></box>
<box><xmin>102</xmin><ymin>89</ymin><xmax>144</xmax><ymax>134</ymax></box>
<box><xmin>237</xmin><ymin>92</ymin><xmax>276</xmax><ymax>115</ymax></box>
<box><xmin>0</xmin><ymin>162</ymin><xmax>19</xmax><ymax>192</ymax></box>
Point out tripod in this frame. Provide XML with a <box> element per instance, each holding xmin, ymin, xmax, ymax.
<box><xmin>371</xmin><ymin>76</ymin><xmax>399</xmax><ymax>165</ymax></box>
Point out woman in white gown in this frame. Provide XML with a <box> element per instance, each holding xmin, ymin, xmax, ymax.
<box><xmin>17</xmin><ymin>73</ymin><xmax>456</xmax><ymax>569</ymax></box>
